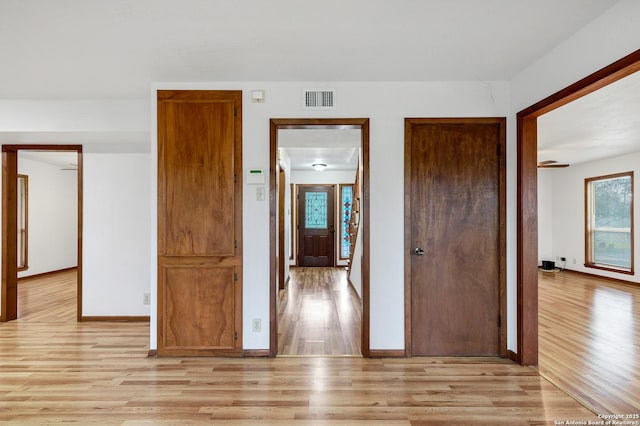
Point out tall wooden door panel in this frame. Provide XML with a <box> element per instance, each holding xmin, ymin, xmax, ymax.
<box><xmin>406</xmin><ymin>118</ymin><xmax>504</xmax><ymax>356</ymax></box>
<box><xmin>298</xmin><ymin>185</ymin><xmax>335</xmax><ymax>267</ymax></box>
<box><xmin>158</xmin><ymin>90</ymin><xmax>242</xmax><ymax>356</ymax></box>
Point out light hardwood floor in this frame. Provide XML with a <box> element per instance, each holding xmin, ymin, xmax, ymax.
<box><xmin>0</xmin><ymin>319</ymin><xmax>597</xmax><ymax>425</ymax></box>
<box><xmin>17</xmin><ymin>269</ymin><xmax>77</xmax><ymax>322</ymax></box>
<box><xmin>0</xmin><ymin>268</ymin><xmax>634</xmax><ymax>423</ymax></box>
<box><xmin>539</xmin><ymin>269</ymin><xmax>640</xmax><ymax>416</ymax></box>
<box><xmin>277</xmin><ymin>267</ymin><xmax>361</xmax><ymax>356</ymax></box>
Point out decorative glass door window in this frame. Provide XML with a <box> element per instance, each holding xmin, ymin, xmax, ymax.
<box><xmin>305</xmin><ymin>192</ymin><xmax>328</xmax><ymax>229</ymax></box>
<box><xmin>340</xmin><ymin>185</ymin><xmax>353</xmax><ymax>259</ymax></box>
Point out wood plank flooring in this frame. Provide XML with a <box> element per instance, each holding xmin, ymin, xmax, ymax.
<box><xmin>17</xmin><ymin>269</ymin><xmax>77</xmax><ymax>322</ymax></box>
<box><xmin>0</xmin><ymin>268</ymin><xmax>636</xmax><ymax>423</ymax></box>
<box><xmin>539</xmin><ymin>269</ymin><xmax>640</xmax><ymax>415</ymax></box>
<box><xmin>0</xmin><ymin>320</ymin><xmax>598</xmax><ymax>425</ymax></box>
<box><xmin>277</xmin><ymin>267</ymin><xmax>361</xmax><ymax>356</ymax></box>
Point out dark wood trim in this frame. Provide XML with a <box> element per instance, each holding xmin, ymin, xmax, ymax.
<box><xmin>1</xmin><ymin>145</ymin><xmax>82</xmax><ymax>323</ymax></box>
<box><xmin>403</xmin><ymin>120</ymin><xmax>412</xmax><ymax>357</ymax></box>
<box><xmin>242</xmin><ymin>349</ymin><xmax>271</xmax><ymax>357</ymax></box>
<box><xmin>18</xmin><ymin>266</ymin><xmax>77</xmax><ymax>282</ymax></box>
<box><xmin>516</xmin><ymin>48</ymin><xmax>640</xmax><ymax>367</ymax></box>
<box><xmin>508</xmin><ymin>350</ymin><xmax>520</xmax><ymax>363</ymax></box>
<box><xmin>269</xmin><ymin>118</ymin><xmax>370</xmax><ymax>358</ymax></box>
<box><xmin>368</xmin><ymin>350</ymin><xmax>405</xmax><ymax>358</ymax></box>
<box><xmin>147</xmin><ymin>350</ymin><xmax>157</xmax><ymax>357</ymax></box>
<box><xmin>80</xmin><ymin>316</ymin><xmax>150</xmax><ymax>322</ymax></box>
<box><xmin>1</xmin><ymin>150</ymin><xmax>18</xmax><ymax>322</ymax></box>
<box><xmin>404</xmin><ymin>117</ymin><xmax>507</xmax><ymax>358</ymax></box>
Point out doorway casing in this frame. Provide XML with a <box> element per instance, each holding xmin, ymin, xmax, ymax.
<box><xmin>269</xmin><ymin>118</ymin><xmax>370</xmax><ymax>357</ymax></box>
<box><xmin>517</xmin><ymin>49</ymin><xmax>640</xmax><ymax>365</ymax></box>
<box><xmin>1</xmin><ymin>144</ymin><xmax>83</xmax><ymax>322</ymax></box>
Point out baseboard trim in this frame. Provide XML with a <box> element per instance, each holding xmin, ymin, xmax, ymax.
<box><xmin>80</xmin><ymin>316</ymin><xmax>150</xmax><ymax>322</ymax></box>
<box><xmin>147</xmin><ymin>350</ymin><xmax>157</xmax><ymax>357</ymax></box>
<box><xmin>368</xmin><ymin>349</ymin><xmax>405</xmax><ymax>358</ymax></box>
<box><xmin>243</xmin><ymin>349</ymin><xmax>271</xmax><ymax>357</ymax></box>
<box><xmin>18</xmin><ymin>266</ymin><xmax>77</xmax><ymax>282</ymax></box>
<box><xmin>560</xmin><ymin>268</ymin><xmax>638</xmax><ymax>287</ymax></box>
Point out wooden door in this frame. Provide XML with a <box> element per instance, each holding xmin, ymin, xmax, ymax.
<box><xmin>298</xmin><ymin>185</ymin><xmax>335</xmax><ymax>267</ymax></box>
<box><xmin>157</xmin><ymin>90</ymin><xmax>242</xmax><ymax>356</ymax></box>
<box><xmin>406</xmin><ymin>118</ymin><xmax>504</xmax><ymax>356</ymax></box>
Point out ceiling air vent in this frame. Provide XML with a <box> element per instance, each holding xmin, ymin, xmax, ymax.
<box><xmin>303</xmin><ymin>89</ymin><xmax>335</xmax><ymax>109</ymax></box>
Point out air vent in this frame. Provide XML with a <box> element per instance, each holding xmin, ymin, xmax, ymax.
<box><xmin>303</xmin><ymin>89</ymin><xmax>335</xmax><ymax>109</ymax></box>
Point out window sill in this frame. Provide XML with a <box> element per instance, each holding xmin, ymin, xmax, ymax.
<box><xmin>585</xmin><ymin>263</ymin><xmax>634</xmax><ymax>275</ymax></box>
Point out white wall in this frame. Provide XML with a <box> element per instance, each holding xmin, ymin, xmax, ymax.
<box><xmin>17</xmin><ymin>156</ymin><xmax>77</xmax><ymax>278</ymax></box>
<box><xmin>278</xmin><ymin>148</ymin><xmax>291</xmax><ymax>286</ymax></box>
<box><xmin>1</xmin><ymin>0</ymin><xmax>635</xmax><ymax>354</ymax></box>
<box><xmin>83</xmin><ymin>152</ymin><xmax>151</xmax><ymax>316</ymax></box>
<box><xmin>547</xmin><ymin>152</ymin><xmax>640</xmax><ymax>282</ymax></box>
<box><xmin>150</xmin><ymin>81</ymin><xmax>511</xmax><ymax>351</ymax></box>
<box><xmin>537</xmin><ymin>170</ymin><xmax>554</xmax><ymax>265</ymax></box>
<box><xmin>510</xmin><ymin>0</ymin><xmax>640</xmax><ymax>350</ymax></box>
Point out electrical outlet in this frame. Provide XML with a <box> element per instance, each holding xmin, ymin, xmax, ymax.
<box><xmin>252</xmin><ymin>318</ymin><xmax>261</xmax><ymax>332</ymax></box>
<box><xmin>143</xmin><ymin>293</ymin><xmax>150</xmax><ymax>305</ymax></box>
<box><xmin>573</xmin><ymin>258</ymin><xmax>576</xmax><ymax>264</ymax></box>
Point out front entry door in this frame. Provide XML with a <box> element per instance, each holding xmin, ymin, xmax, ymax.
<box><xmin>406</xmin><ymin>118</ymin><xmax>504</xmax><ymax>356</ymax></box>
<box><xmin>298</xmin><ymin>185</ymin><xmax>335</xmax><ymax>267</ymax></box>
<box><xmin>157</xmin><ymin>90</ymin><xmax>242</xmax><ymax>356</ymax></box>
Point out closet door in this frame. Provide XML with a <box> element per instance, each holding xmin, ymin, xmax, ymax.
<box><xmin>157</xmin><ymin>90</ymin><xmax>242</xmax><ymax>356</ymax></box>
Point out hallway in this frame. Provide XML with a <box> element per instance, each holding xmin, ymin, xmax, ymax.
<box><xmin>277</xmin><ymin>267</ymin><xmax>362</xmax><ymax>356</ymax></box>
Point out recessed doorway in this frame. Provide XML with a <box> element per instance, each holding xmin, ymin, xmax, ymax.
<box><xmin>269</xmin><ymin>118</ymin><xmax>370</xmax><ymax>357</ymax></box>
<box><xmin>1</xmin><ymin>145</ymin><xmax>82</xmax><ymax>322</ymax></box>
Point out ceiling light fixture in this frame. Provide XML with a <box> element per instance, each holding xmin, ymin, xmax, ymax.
<box><xmin>312</xmin><ymin>163</ymin><xmax>327</xmax><ymax>171</ymax></box>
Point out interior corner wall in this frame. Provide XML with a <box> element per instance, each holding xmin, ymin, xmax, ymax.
<box><xmin>278</xmin><ymin>148</ymin><xmax>292</xmax><ymax>285</ymax></box>
<box><xmin>549</xmin><ymin>152</ymin><xmax>640</xmax><ymax>283</ymax></box>
<box><xmin>537</xmin><ymin>170</ymin><xmax>554</xmax><ymax>266</ymax></box>
<box><xmin>17</xmin><ymin>156</ymin><xmax>77</xmax><ymax>278</ymax></box>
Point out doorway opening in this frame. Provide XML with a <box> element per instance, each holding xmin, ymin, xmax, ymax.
<box><xmin>269</xmin><ymin>118</ymin><xmax>370</xmax><ymax>357</ymax></box>
<box><xmin>1</xmin><ymin>145</ymin><xmax>83</xmax><ymax>322</ymax></box>
<box><xmin>517</xmin><ymin>50</ymin><xmax>640</xmax><ymax>365</ymax></box>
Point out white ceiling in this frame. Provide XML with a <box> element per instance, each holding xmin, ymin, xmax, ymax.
<box><xmin>538</xmin><ymin>70</ymin><xmax>640</xmax><ymax>167</ymax></box>
<box><xmin>0</xmin><ymin>0</ymin><xmax>617</xmax><ymax>98</ymax></box>
<box><xmin>278</xmin><ymin>129</ymin><xmax>360</xmax><ymax>171</ymax></box>
<box><xmin>1</xmin><ymin>1</ymin><xmax>635</xmax><ymax>167</ymax></box>
<box><xmin>19</xmin><ymin>151</ymin><xmax>78</xmax><ymax>170</ymax></box>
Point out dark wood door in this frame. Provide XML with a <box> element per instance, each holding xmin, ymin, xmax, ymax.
<box><xmin>157</xmin><ymin>90</ymin><xmax>242</xmax><ymax>356</ymax></box>
<box><xmin>298</xmin><ymin>185</ymin><xmax>335</xmax><ymax>267</ymax></box>
<box><xmin>406</xmin><ymin>118</ymin><xmax>504</xmax><ymax>356</ymax></box>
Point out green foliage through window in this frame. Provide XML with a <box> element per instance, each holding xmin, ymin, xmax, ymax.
<box><xmin>586</xmin><ymin>172</ymin><xmax>633</xmax><ymax>272</ymax></box>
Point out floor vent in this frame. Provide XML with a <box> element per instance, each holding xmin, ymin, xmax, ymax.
<box><xmin>303</xmin><ymin>89</ymin><xmax>335</xmax><ymax>109</ymax></box>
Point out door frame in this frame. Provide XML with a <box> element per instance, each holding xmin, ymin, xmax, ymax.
<box><xmin>516</xmin><ymin>49</ymin><xmax>640</xmax><ymax>366</ymax></box>
<box><xmin>1</xmin><ymin>144</ymin><xmax>83</xmax><ymax>322</ymax></box>
<box><xmin>404</xmin><ymin>117</ymin><xmax>507</xmax><ymax>357</ymax></box>
<box><xmin>269</xmin><ymin>118</ymin><xmax>370</xmax><ymax>357</ymax></box>
<box><xmin>296</xmin><ymin>183</ymin><xmax>336</xmax><ymax>267</ymax></box>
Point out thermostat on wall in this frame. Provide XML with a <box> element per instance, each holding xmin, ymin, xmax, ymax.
<box><xmin>247</xmin><ymin>169</ymin><xmax>265</xmax><ymax>184</ymax></box>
